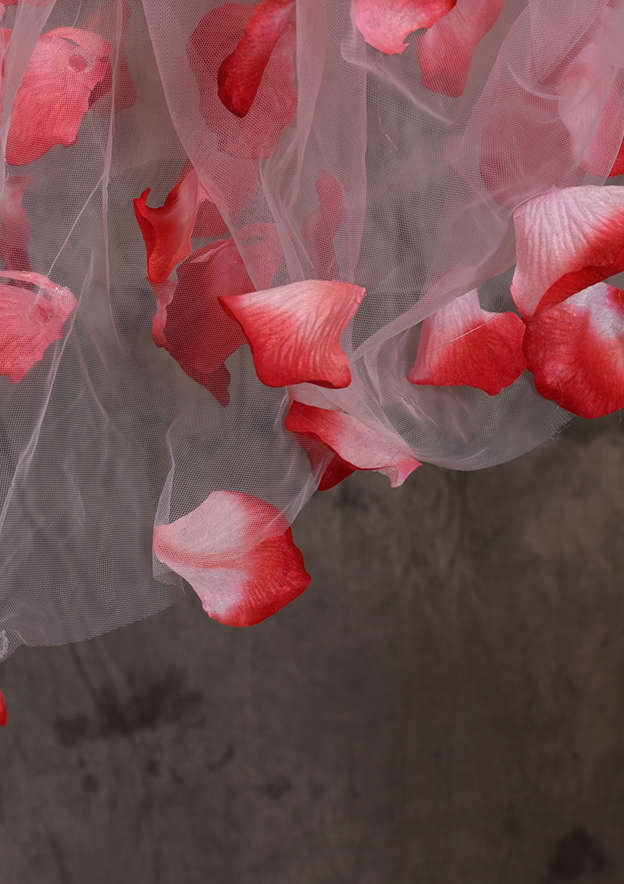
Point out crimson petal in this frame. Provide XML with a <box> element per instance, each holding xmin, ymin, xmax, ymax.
<box><xmin>408</xmin><ymin>290</ymin><xmax>527</xmax><ymax>395</ymax></box>
<box><xmin>134</xmin><ymin>167</ymin><xmax>227</xmax><ymax>285</ymax></box>
<box><xmin>187</xmin><ymin>3</ymin><xmax>297</xmax><ymax>159</ymax></box>
<box><xmin>524</xmin><ymin>282</ymin><xmax>624</xmax><ymax>419</ymax></box>
<box><xmin>163</xmin><ymin>224</ymin><xmax>284</xmax><ymax>400</ymax></box>
<box><xmin>218</xmin><ymin>0</ymin><xmax>295</xmax><ymax>117</ymax></box>
<box><xmin>154</xmin><ymin>490</ymin><xmax>311</xmax><ymax>626</ymax></box>
<box><xmin>219</xmin><ymin>279</ymin><xmax>366</xmax><ymax>389</ymax></box>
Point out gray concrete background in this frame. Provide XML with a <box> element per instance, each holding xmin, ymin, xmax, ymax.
<box><xmin>1</xmin><ymin>414</ymin><xmax>624</xmax><ymax>883</ymax></box>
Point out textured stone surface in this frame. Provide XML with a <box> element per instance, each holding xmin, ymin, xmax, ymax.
<box><xmin>1</xmin><ymin>414</ymin><xmax>624</xmax><ymax>883</ymax></box>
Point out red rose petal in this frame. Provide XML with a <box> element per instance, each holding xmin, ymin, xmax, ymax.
<box><xmin>353</xmin><ymin>0</ymin><xmax>456</xmax><ymax>55</ymax></box>
<box><xmin>285</xmin><ymin>399</ymin><xmax>421</xmax><ymax>488</ymax></box>
<box><xmin>417</xmin><ymin>0</ymin><xmax>504</xmax><ymax>97</ymax></box>
<box><xmin>153</xmin><ymin>490</ymin><xmax>311</xmax><ymax>626</ymax></box>
<box><xmin>0</xmin><ymin>176</ymin><xmax>31</xmax><ymax>272</ymax></box>
<box><xmin>134</xmin><ymin>167</ymin><xmax>228</xmax><ymax>285</ymax></box>
<box><xmin>0</xmin><ymin>689</ymin><xmax>6</xmax><ymax>726</ymax></box>
<box><xmin>408</xmin><ymin>289</ymin><xmax>526</xmax><ymax>395</ymax></box>
<box><xmin>6</xmin><ymin>27</ymin><xmax>111</xmax><ymax>166</ymax></box>
<box><xmin>524</xmin><ymin>282</ymin><xmax>624</xmax><ymax>418</ymax></box>
<box><xmin>511</xmin><ymin>185</ymin><xmax>624</xmax><ymax>319</ymax></box>
<box><xmin>219</xmin><ymin>279</ymin><xmax>366</xmax><ymax>389</ymax></box>
<box><xmin>163</xmin><ymin>223</ymin><xmax>284</xmax><ymax>400</ymax></box>
<box><xmin>0</xmin><ymin>270</ymin><xmax>77</xmax><ymax>382</ymax></box>
<box><xmin>217</xmin><ymin>0</ymin><xmax>295</xmax><ymax>118</ymax></box>
<box><xmin>187</xmin><ymin>3</ymin><xmax>297</xmax><ymax>159</ymax></box>
<box><xmin>301</xmin><ymin>171</ymin><xmax>344</xmax><ymax>280</ymax></box>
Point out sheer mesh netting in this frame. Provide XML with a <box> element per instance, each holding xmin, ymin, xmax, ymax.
<box><xmin>0</xmin><ymin>0</ymin><xmax>623</xmax><ymax>657</ymax></box>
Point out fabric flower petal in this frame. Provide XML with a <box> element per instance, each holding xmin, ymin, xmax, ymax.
<box><xmin>0</xmin><ymin>689</ymin><xmax>6</xmax><ymax>726</ymax></box>
<box><xmin>417</xmin><ymin>0</ymin><xmax>504</xmax><ymax>97</ymax></box>
<box><xmin>0</xmin><ymin>176</ymin><xmax>31</xmax><ymax>272</ymax></box>
<box><xmin>408</xmin><ymin>289</ymin><xmax>527</xmax><ymax>395</ymax></box>
<box><xmin>6</xmin><ymin>27</ymin><xmax>111</xmax><ymax>166</ymax></box>
<box><xmin>163</xmin><ymin>223</ymin><xmax>284</xmax><ymax>400</ymax></box>
<box><xmin>134</xmin><ymin>167</ymin><xmax>228</xmax><ymax>285</ymax></box>
<box><xmin>511</xmin><ymin>185</ymin><xmax>624</xmax><ymax>319</ymax></box>
<box><xmin>219</xmin><ymin>280</ymin><xmax>366</xmax><ymax>388</ymax></box>
<box><xmin>285</xmin><ymin>399</ymin><xmax>421</xmax><ymax>489</ymax></box>
<box><xmin>218</xmin><ymin>0</ymin><xmax>295</xmax><ymax>117</ymax></box>
<box><xmin>87</xmin><ymin>0</ymin><xmax>137</xmax><ymax>112</ymax></box>
<box><xmin>301</xmin><ymin>171</ymin><xmax>344</xmax><ymax>280</ymax></box>
<box><xmin>524</xmin><ymin>281</ymin><xmax>624</xmax><ymax>419</ymax></box>
<box><xmin>353</xmin><ymin>0</ymin><xmax>456</xmax><ymax>55</ymax></box>
<box><xmin>187</xmin><ymin>3</ymin><xmax>297</xmax><ymax>159</ymax></box>
<box><xmin>0</xmin><ymin>270</ymin><xmax>77</xmax><ymax>382</ymax></box>
<box><xmin>153</xmin><ymin>490</ymin><xmax>311</xmax><ymax>626</ymax></box>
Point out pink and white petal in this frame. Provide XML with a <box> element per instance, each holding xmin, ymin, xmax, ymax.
<box><xmin>353</xmin><ymin>0</ymin><xmax>456</xmax><ymax>55</ymax></box>
<box><xmin>301</xmin><ymin>171</ymin><xmax>344</xmax><ymax>280</ymax></box>
<box><xmin>417</xmin><ymin>0</ymin><xmax>504</xmax><ymax>97</ymax></box>
<box><xmin>0</xmin><ymin>689</ymin><xmax>6</xmax><ymax>726</ymax></box>
<box><xmin>511</xmin><ymin>185</ymin><xmax>624</xmax><ymax>319</ymax></box>
<box><xmin>153</xmin><ymin>490</ymin><xmax>311</xmax><ymax>626</ymax></box>
<box><xmin>7</xmin><ymin>28</ymin><xmax>111</xmax><ymax>166</ymax></box>
<box><xmin>219</xmin><ymin>280</ymin><xmax>366</xmax><ymax>388</ymax></box>
<box><xmin>408</xmin><ymin>290</ymin><xmax>527</xmax><ymax>395</ymax></box>
<box><xmin>0</xmin><ymin>176</ymin><xmax>31</xmax><ymax>272</ymax></box>
<box><xmin>218</xmin><ymin>0</ymin><xmax>295</xmax><ymax>118</ymax></box>
<box><xmin>134</xmin><ymin>168</ymin><xmax>227</xmax><ymax>285</ymax></box>
<box><xmin>187</xmin><ymin>3</ymin><xmax>297</xmax><ymax>160</ymax></box>
<box><xmin>0</xmin><ymin>270</ymin><xmax>77</xmax><ymax>382</ymax></box>
<box><xmin>524</xmin><ymin>281</ymin><xmax>624</xmax><ymax>419</ymax></box>
<box><xmin>285</xmin><ymin>400</ymin><xmax>421</xmax><ymax>487</ymax></box>
<box><xmin>164</xmin><ymin>223</ymin><xmax>284</xmax><ymax>394</ymax></box>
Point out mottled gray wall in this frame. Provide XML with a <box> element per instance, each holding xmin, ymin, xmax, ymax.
<box><xmin>1</xmin><ymin>414</ymin><xmax>624</xmax><ymax>883</ymax></box>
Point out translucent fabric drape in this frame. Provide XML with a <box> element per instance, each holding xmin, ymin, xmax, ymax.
<box><xmin>0</xmin><ymin>0</ymin><xmax>623</xmax><ymax>657</ymax></box>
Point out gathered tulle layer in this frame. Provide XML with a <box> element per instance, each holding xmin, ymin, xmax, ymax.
<box><xmin>0</xmin><ymin>0</ymin><xmax>623</xmax><ymax>663</ymax></box>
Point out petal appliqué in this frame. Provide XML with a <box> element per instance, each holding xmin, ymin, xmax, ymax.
<box><xmin>353</xmin><ymin>0</ymin><xmax>456</xmax><ymax>55</ymax></box>
<box><xmin>0</xmin><ymin>270</ymin><xmax>77</xmax><ymax>382</ymax></box>
<box><xmin>218</xmin><ymin>0</ymin><xmax>295</xmax><ymax>117</ymax></box>
<box><xmin>408</xmin><ymin>290</ymin><xmax>527</xmax><ymax>395</ymax></box>
<box><xmin>285</xmin><ymin>399</ymin><xmax>421</xmax><ymax>488</ymax></box>
<box><xmin>524</xmin><ymin>282</ymin><xmax>624</xmax><ymax>419</ymax></box>
<box><xmin>6</xmin><ymin>27</ymin><xmax>111</xmax><ymax>166</ymax></box>
<box><xmin>219</xmin><ymin>280</ymin><xmax>366</xmax><ymax>388</ymax></box>
<box><xmin>301</xmin><ymin>171</ymin><xmax>344</xmax><ymax>280</ymax></box>
<box><xmin>417</xmin><ymin>0</ymin><xmax>504</xmax><ymax>97</ymax></box>
<box><xmin>188</xmin><ymin>3</ymin><xmax>297</xmax><ymax>159</ymax></box>
<box><xmin>134</xmin><ymin>167</ymin><xmax>227</xmax><ymax>285</ymax></box>
<box><xmin>511</xmin><ymin>185</ymin><xmax>624</xmax><ymax>319</ymax></box>
<box><xmin>153</xmin><ymin>490</ymin><xmax>311</xmax><ymax>626</ymax></box>
<box><xmin>163</xmin><ymin>224</ymin><xmax>284</xmax><ymax>400</ymax></box>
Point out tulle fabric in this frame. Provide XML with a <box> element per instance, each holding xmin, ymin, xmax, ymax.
<box><xmin>0</xmin><ymin>0</ymin><xmax>623</xmax><ymax>657</ymax></box>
